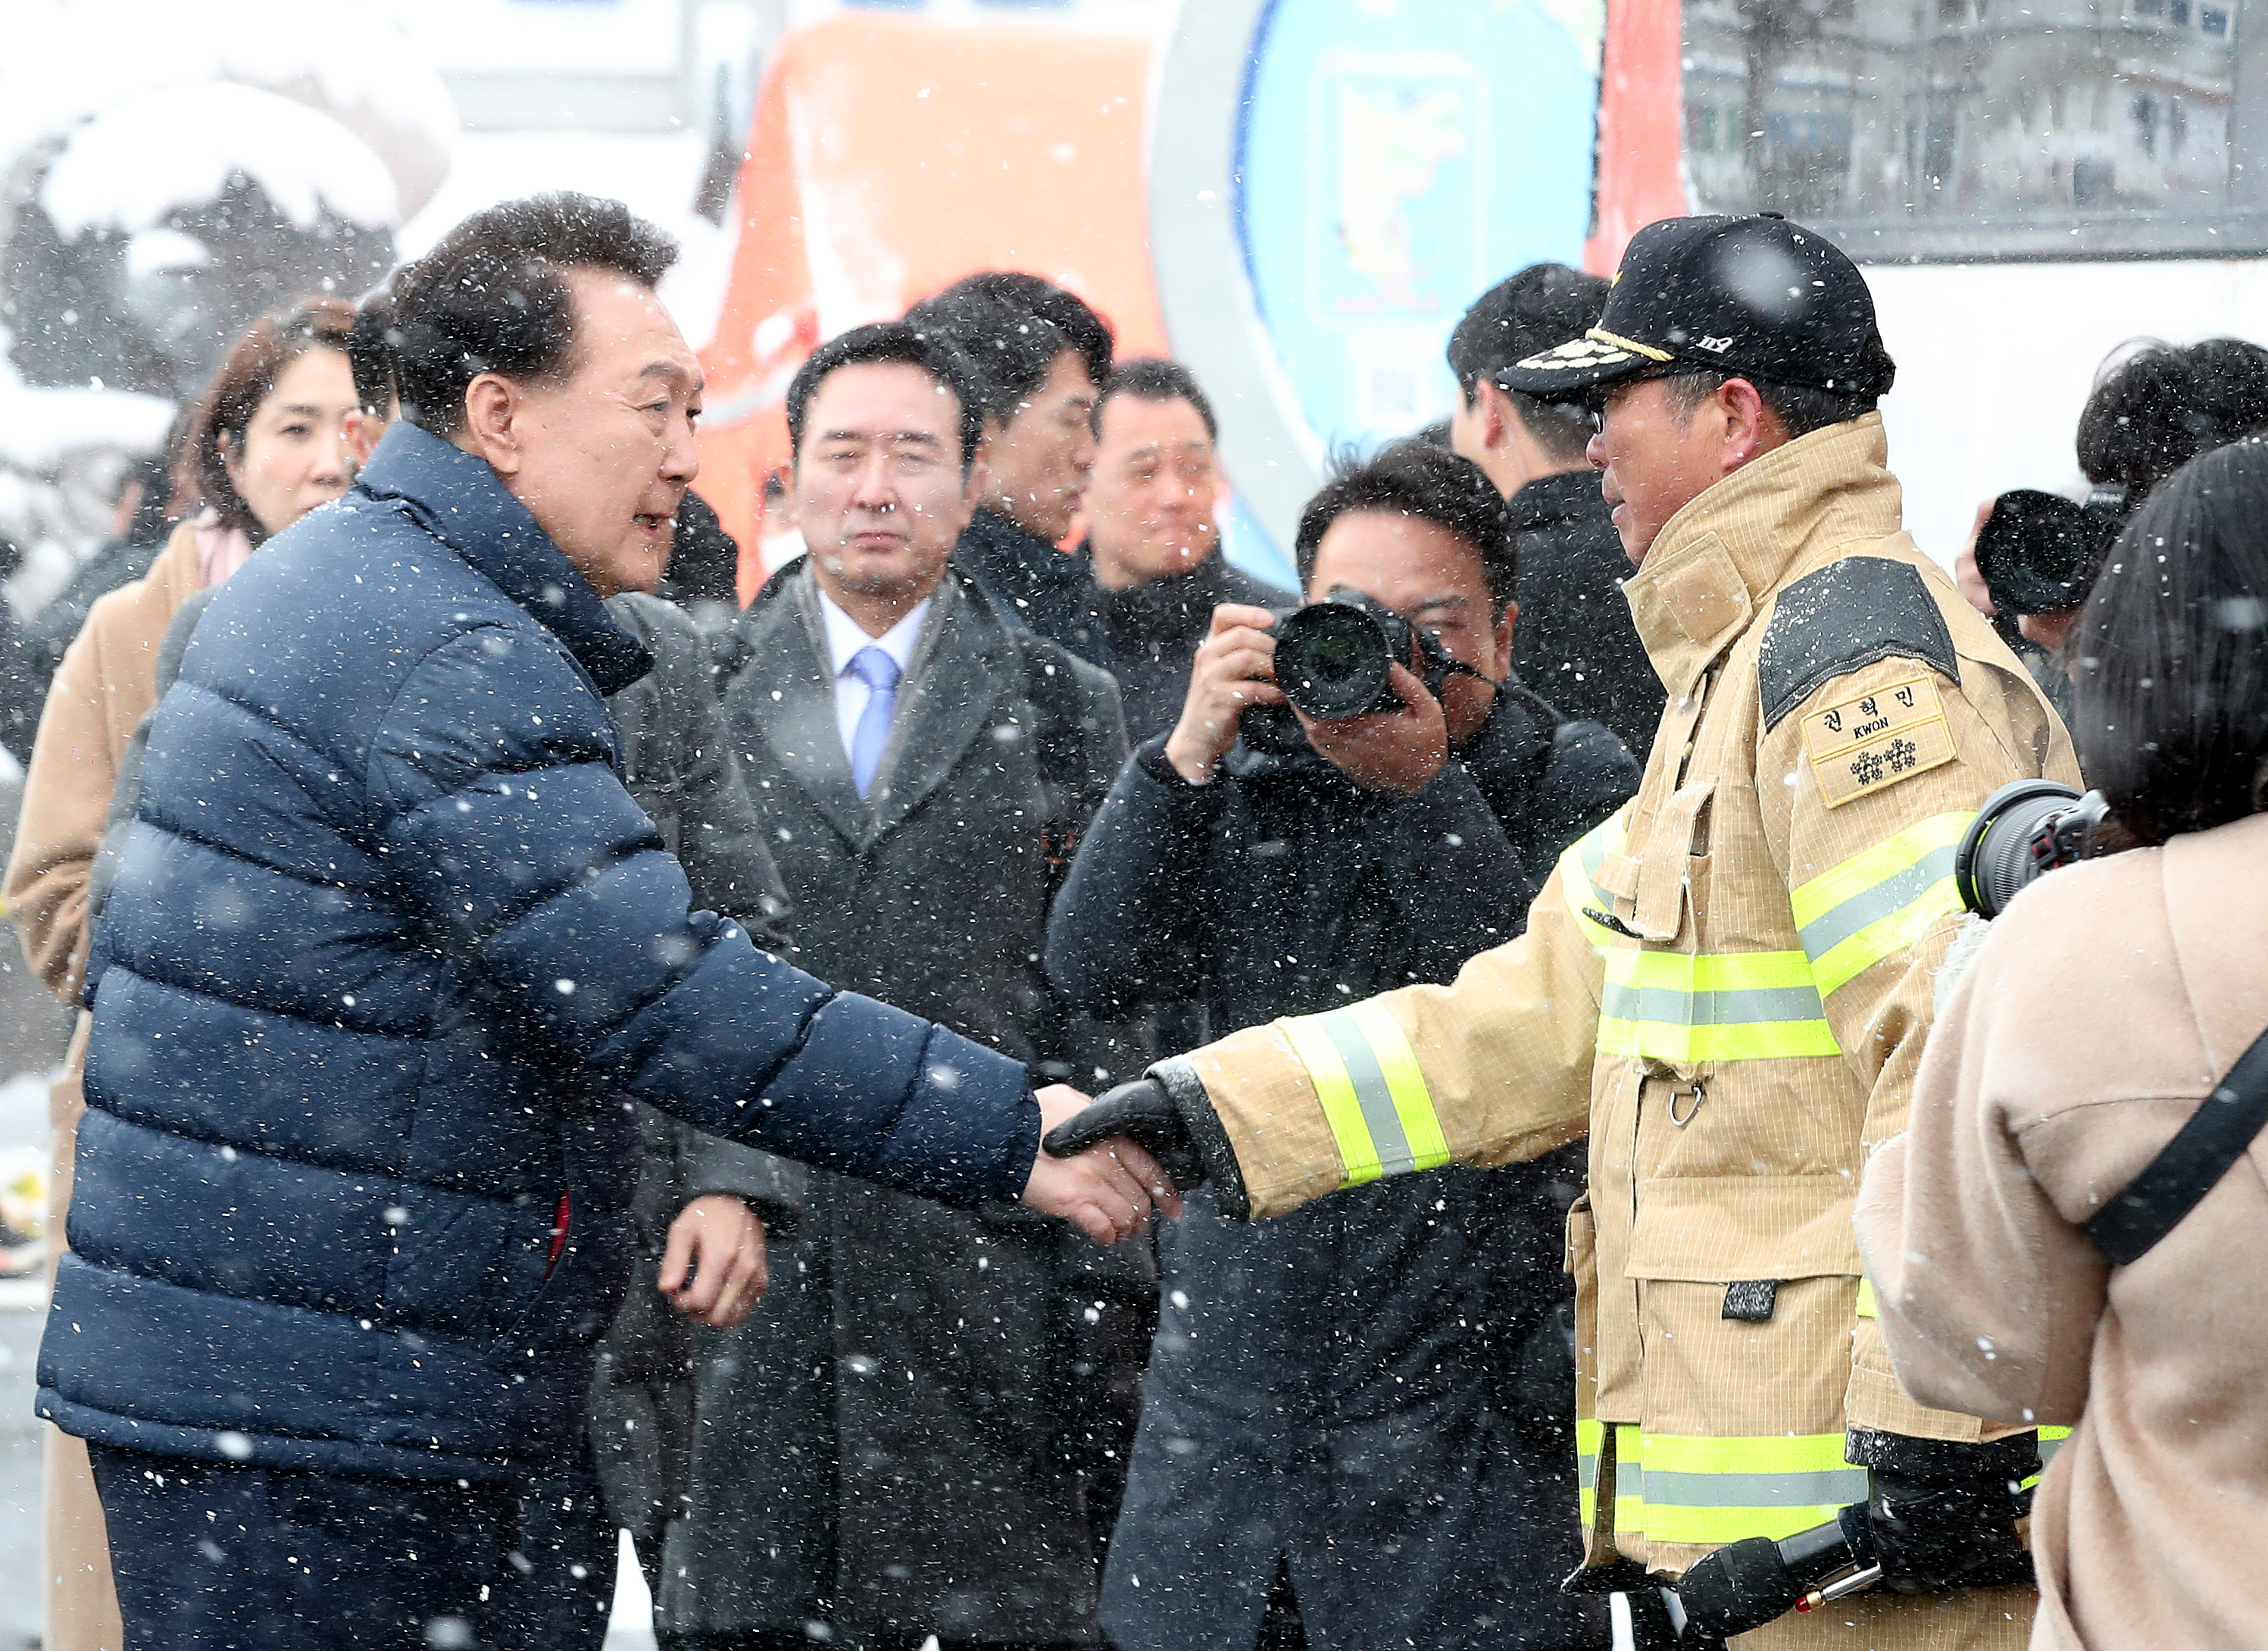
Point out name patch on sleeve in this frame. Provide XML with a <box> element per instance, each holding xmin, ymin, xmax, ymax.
<box><xmin>1801</xmin><ymin>675</ymin><xmax>1954</xmax><ymax>808</ymax></box>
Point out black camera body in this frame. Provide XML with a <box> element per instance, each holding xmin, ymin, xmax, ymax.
<box><xmin>1270</xmin><ymin>586</ymin><xmax>1466</xmax><ymax>721</ymax></box>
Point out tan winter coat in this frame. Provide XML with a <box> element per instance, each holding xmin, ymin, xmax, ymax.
<box><xmin>1858</xmin><ymin>809</ymin><xmax>2268</xmax><ymax>1651</ymax></box>
<box><xmin>5</xmin><ymin>515</ymin><xmax>204</xmax><ymax>1651</ymax></box>
<box><xmin>1182</xmin><ymin>416</ymin><xmax>2076</xmax><ymax>1647</ymax></box>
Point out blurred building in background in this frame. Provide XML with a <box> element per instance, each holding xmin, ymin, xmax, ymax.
<box><xmin>0</xmin><ymin>0</ymin><xmax>2264</xmax><ymax>709</ymax></box>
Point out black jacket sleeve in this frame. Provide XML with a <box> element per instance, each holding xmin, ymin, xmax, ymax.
<box><xmin>1045</xmin><ymin>736</ymin><xmax>1229</xmax><ymax>1018</ymax></box>
<box><xmin>1466</xmin><ymin>692</ymin><xmax>1640</xmax><ymax>889</ymax></box>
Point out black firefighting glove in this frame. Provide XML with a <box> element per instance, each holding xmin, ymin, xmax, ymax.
<box><xmin>1845</xmin><ymin>1429</ymin><xmax>2036</xmax><ymax>1593</ymax></box>
<box><xmin>1042</xmin><ymin>1058</ymin><xmax>1250</xmax><ymax>1218</ymax></box>
<box><xmin>1564</xmin><ymin>1558</ymin><xmax>1720</xmax><ymax>1649</ymax></box>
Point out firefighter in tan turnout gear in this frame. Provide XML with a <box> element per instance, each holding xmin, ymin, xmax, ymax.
<box><xmin>1052</xmin><ymin>216</ymin><xmax>2079</xmax><ymax>1649</ymax></box>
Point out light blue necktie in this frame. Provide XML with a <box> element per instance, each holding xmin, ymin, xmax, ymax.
<box><xmin>845</xmin><ymin>646</ymin><xmax>902</xmax><ymax>801</ymax></box>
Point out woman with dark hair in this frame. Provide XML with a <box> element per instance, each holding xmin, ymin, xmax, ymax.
<box><xmin>169</xmin><ymin>294</ymin><xmax>361</xmax><ymax>575</ymax></box>
<box><xmin>1856</xmin><ymin>438</ymin><xmax>2268</xmax><ymax>1649</ymax></box>
<box><xmin>2</xmin><ymin>294</ymin><xmax>358</xmax><ymax>1651</ymax></box>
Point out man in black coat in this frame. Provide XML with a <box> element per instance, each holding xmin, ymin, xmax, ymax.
<box><xmin>42</xmin><ymin>195</ymin><xmax>1168</xmax><ymax>1651</ymax></box>
<box><xmin>1448</xmin><ymin>264</ymin><xmax>1664</xmax><ymax>761</ymax></box>
<box><xmin>708</xmin><ymin>321</ymin><xmax>1151</xmax><ymax>1651</ymax></box>
<box><xmin>589</xmin><ymin>589</ymin><xmax>797</xmax><ymax>1601</ymax></box>
<box><xmin>1047</xmin><ymin>442</ymin><xmax>1636</xmax><ymax>1651</ymax></box>
<box><xmin>1064</xmin><ymin>358</ymin><xmax>1290</xmax><ymax>743</ymax></box>
<box><xmin>908</xmin><ymin>274</ymin><xmax>1113</xmax><ymax>652</ymax></box>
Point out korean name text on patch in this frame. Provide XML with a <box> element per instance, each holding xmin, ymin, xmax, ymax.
<box><xmin>1800</xmin><ymin>674</ymin><xmax>1954</xmax><ymax>808</ymax></box>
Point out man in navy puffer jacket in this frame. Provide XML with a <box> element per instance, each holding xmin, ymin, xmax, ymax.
<box><xmin>37</xmin><ymin>194</ymin><xmax>1172</xmax><ymax>1651</ymax></box>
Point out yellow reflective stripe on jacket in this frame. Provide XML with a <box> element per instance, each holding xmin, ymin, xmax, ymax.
<box><xmin>1614</xmin><ymin>1424</ymin><xmax>1645</xmax><ymax>1534</ymax></box>
<box><xmin>1855</xmin><ymin>1276</ymin><xmax>1878</xmax><ymax>1318</ymax></box>
<box><xmin>1577</xmin><ymin>1418</ymin><xmax>1604</xmax><ymax>1528</ymax></box>
<box><xmin>1275</xmin><ymin>1002</ymin><xmax>1451</xmax><ymax>1190</ymax></box>
<box><xmin>1595</xmin><ymin>948</ymin><xmax>1840</xmax><ymax>1063</ymax></box>
<box><xmin>1791</xmin><ymin>812</ymin><xmax>1973</xmax><ymax>998</ymax></box>
<box><xmin>1619</xmin><ymin>1431</ymin><xmax>1871</xmax><ymax>1546</ymax></box>
<box><xmin>1558</xmin><ymin>808</ymin><xmax>1628</xmax><ymax>947</ymax></box>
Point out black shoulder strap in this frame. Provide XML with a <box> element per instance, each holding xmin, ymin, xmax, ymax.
<box><xmin>2085</xmin><ymin>1020</ymin><xmax>2268</xmax><ymax>1266</ymax></box>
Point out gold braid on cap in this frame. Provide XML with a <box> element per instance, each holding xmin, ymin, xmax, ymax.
<box><xmin>1585</xmin><ymin>327</ymin><xmax>1674</xmax><ymax>363</ymax></box>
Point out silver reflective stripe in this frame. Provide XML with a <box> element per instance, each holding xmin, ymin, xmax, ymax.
<box><xmin>1600</xmin><ymin>983</ymin><xmax>1829</xmax><ymax>1027</ymax></box>
<box><xmin>1579</xmin><ymin>1452</ymin><xmax>1600</xmax><ymax>1492</ymax></box>
<box><xmin>1314</xmin><ymin>1012</ymin><xmax>1420</xmax><ymax>1176</ymax></box>
<box><xmin>1580</xmin><ymin>829</ymin><xmax>1613</xmax><ymax>883</ymax></box>
<box><xmin>1642</xmin><ymin>1466</ymin><xmax>1873</xmax><ymax>1509</ymax></box>
<box><xmin>2038</xmin><ymin>1434</ymin><xmax>2066</xmax><ymax>1468</ymax></box>
<box><xmin>1797</xmin><ymin>843</ymin><xmax>1958</xmax><ymax>962</ymax></box>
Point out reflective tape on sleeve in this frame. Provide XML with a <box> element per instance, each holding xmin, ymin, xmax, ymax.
<box><xmin>1595</xmin><ymin>948</ymin><xmax>1840</xmax><ymax>1063</ymax></box>
<box><xmin>1791</xmin><ymin>812</ymin><xmax>1973</xmax><ymax>998</ymax></box>
<box><xmin>1560</xmin><ymin>809</ymin><xmax>1629</xmax><ymax>947</ymax></box>
<box><xmin>1274</xmin><ymin>1003</ymin><xmax>1451</xmax><ymax>1190</ymax></box>
<box><xmin>2038</xmin><ymin>1425</ymin><xmax>2072</xmax><ymax>1468</ymax></box>
<box><xmin>1620</xmin><ymin>1431</ymin><xmax>1870</xmax><ymax>1546</ymax></box>
<box><xmin>1855</xmin><ymin>1277</ymin><xmax>1878</xmax><ymax>1318</ymax></box>
<box><xmin>1577</xmin><ymin>1418</ymin><xmax>1604</xmax><ymax>1528</ymax></box>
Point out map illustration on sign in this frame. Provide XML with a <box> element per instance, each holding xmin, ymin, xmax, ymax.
<box><xmin>1242</xmin><ymin>0</ymin><xmax>1601</xmax><ymax>452</ymax></box>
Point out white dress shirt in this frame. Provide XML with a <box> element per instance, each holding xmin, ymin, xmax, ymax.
<box><xmin>816</xmin><ymin>587</ymin><xmax>933</xmax><ymax>765</ymax></box>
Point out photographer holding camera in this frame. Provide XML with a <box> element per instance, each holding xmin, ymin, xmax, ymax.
<box><xmin>1965</xmin><ymin>337</ymin><xmax>2268</xmax><ymax>726</ymax></box>
<box><xmin>1857</xmin><ymin>436</ymin><xmax>2268</xmax><ymax>1651</ymax></box>
<box><xmin>1045</xmin><ymin>440</ymin><xmax>1636</xmax><ymax>1650</ymax></box>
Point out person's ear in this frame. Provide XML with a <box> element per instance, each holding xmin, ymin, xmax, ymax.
<box><xmin>342</xmin><ymin>410</ymin><xmax>383</xmax><ymax>469</ymax></box>
<box><xmin>219</xmin><ymin>430</ymin><xmax>245</xmax><ymax>492</ymax></box>
<box><xmin>765</xmin><ymin>463</ymin><xmax>798</xmax><ymax>529</ymax></box>
<box><xmin>1493</xmin><ymin>599</ymin><xmax>1517</xmax><ymax>672</ymax></box>
<box><xmin>961</xmin><ymin>451</ymin><xmax>991</xmax><ymax>512</ymax></box>
<box><xmin>1476</xmin><ymin>379</ymin><xmax>1513</xmax><ymax>452</ymax></box>
<box><xmin>974</xmin><ymin>414</ymin><xmax>1006</xmax><ymax>464</ymax></box>
<box><xmin>459</xmin><ymin>373</ymin><xmax>526</xmax><ymax>477</ymax></box>
<box><xmin>1717</xmin><ymin>378</ymin><xmax>1777</xmax><ymax>473</ymax></box>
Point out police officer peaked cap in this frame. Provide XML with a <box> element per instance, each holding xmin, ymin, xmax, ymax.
<box><xmin>1500</xmin><ymin>214</ymin><xmax>1897</xmax><ymax>400</ymax></box>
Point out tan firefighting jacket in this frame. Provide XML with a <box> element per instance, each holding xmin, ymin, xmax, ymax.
<box><xmin>1182</xmin><ymin>414</ymin><xmax>2081</xmax><ymax>1581</ymax></box>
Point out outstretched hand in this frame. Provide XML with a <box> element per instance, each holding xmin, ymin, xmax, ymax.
<box><xmin>1021</xmin><ymin>1083</ymin><xmax>1184</xmax><ymax>1245</ymax></box>
<box><xmin>659</xmin><ymin>1193</ymin><xmax>769</xmax><ymax>1329</ymax></box>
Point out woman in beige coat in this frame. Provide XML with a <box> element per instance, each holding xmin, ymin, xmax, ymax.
<box><xmin>1857</xmin><ymin>436</ymin><xmax>2268</xmax><ymax>1650</ymax></box>
<box><xmin>5</xmin><ymin>296</ymin><xmax>361</xmax><ymax>1651</ymax></box>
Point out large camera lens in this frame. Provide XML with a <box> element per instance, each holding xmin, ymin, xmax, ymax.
<box><xmin>1273</xmin><ymin>599</ymin><xmax>1398</xmax><ymax>720</ymax></box>
<box><xmin>1954</xmin><ymin>779</ymin><xmax>2086</xmax><ymax>919</ymax></box>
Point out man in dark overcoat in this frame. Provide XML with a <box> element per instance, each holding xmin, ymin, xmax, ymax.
<box><xmin>702</xmin><ymin>321</ymin><xmax>1151</xmax><ymax>1651</ymax></box>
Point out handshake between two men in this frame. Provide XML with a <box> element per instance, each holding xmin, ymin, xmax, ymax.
<box><xmin>1024</xmin><ymin>1084</ymin><xmax>1195</xmax><ymax>1246</ymax></box>
<box><xmin>1029</xmin><ymin>1073</ymin><xmax>1239</xmax><ymax>1245</ymax></box>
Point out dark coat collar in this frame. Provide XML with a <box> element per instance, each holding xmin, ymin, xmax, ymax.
<box><xmin>1506</xmin><ymin>467</ymin><xmax>1609</xmax><ymax>534</ymax></box>
<box><xmin>356</xmin><ymin>421</ymin><xmax>654</xmax><ymax>696</ymax></box>
<box><xmin>1082</xmin><ymin>553</ymin><xmax>1226</xmax><ymax>639</ymax></box>
<box><xmin>730</xmin><ymin>562</ymin><xmax>1020</xmax><ymax>850</ymax></box>
<box><xmin>955</xmin><ymin>507</ymin><xmax>1077</xmax><ymax>596</ymax></box>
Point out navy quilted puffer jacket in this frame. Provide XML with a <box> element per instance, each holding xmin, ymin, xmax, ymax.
<box><xmin>37</xmin><ymin>422</ymin><xmax>1039</xmax><ymax>1481</ymax></box>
